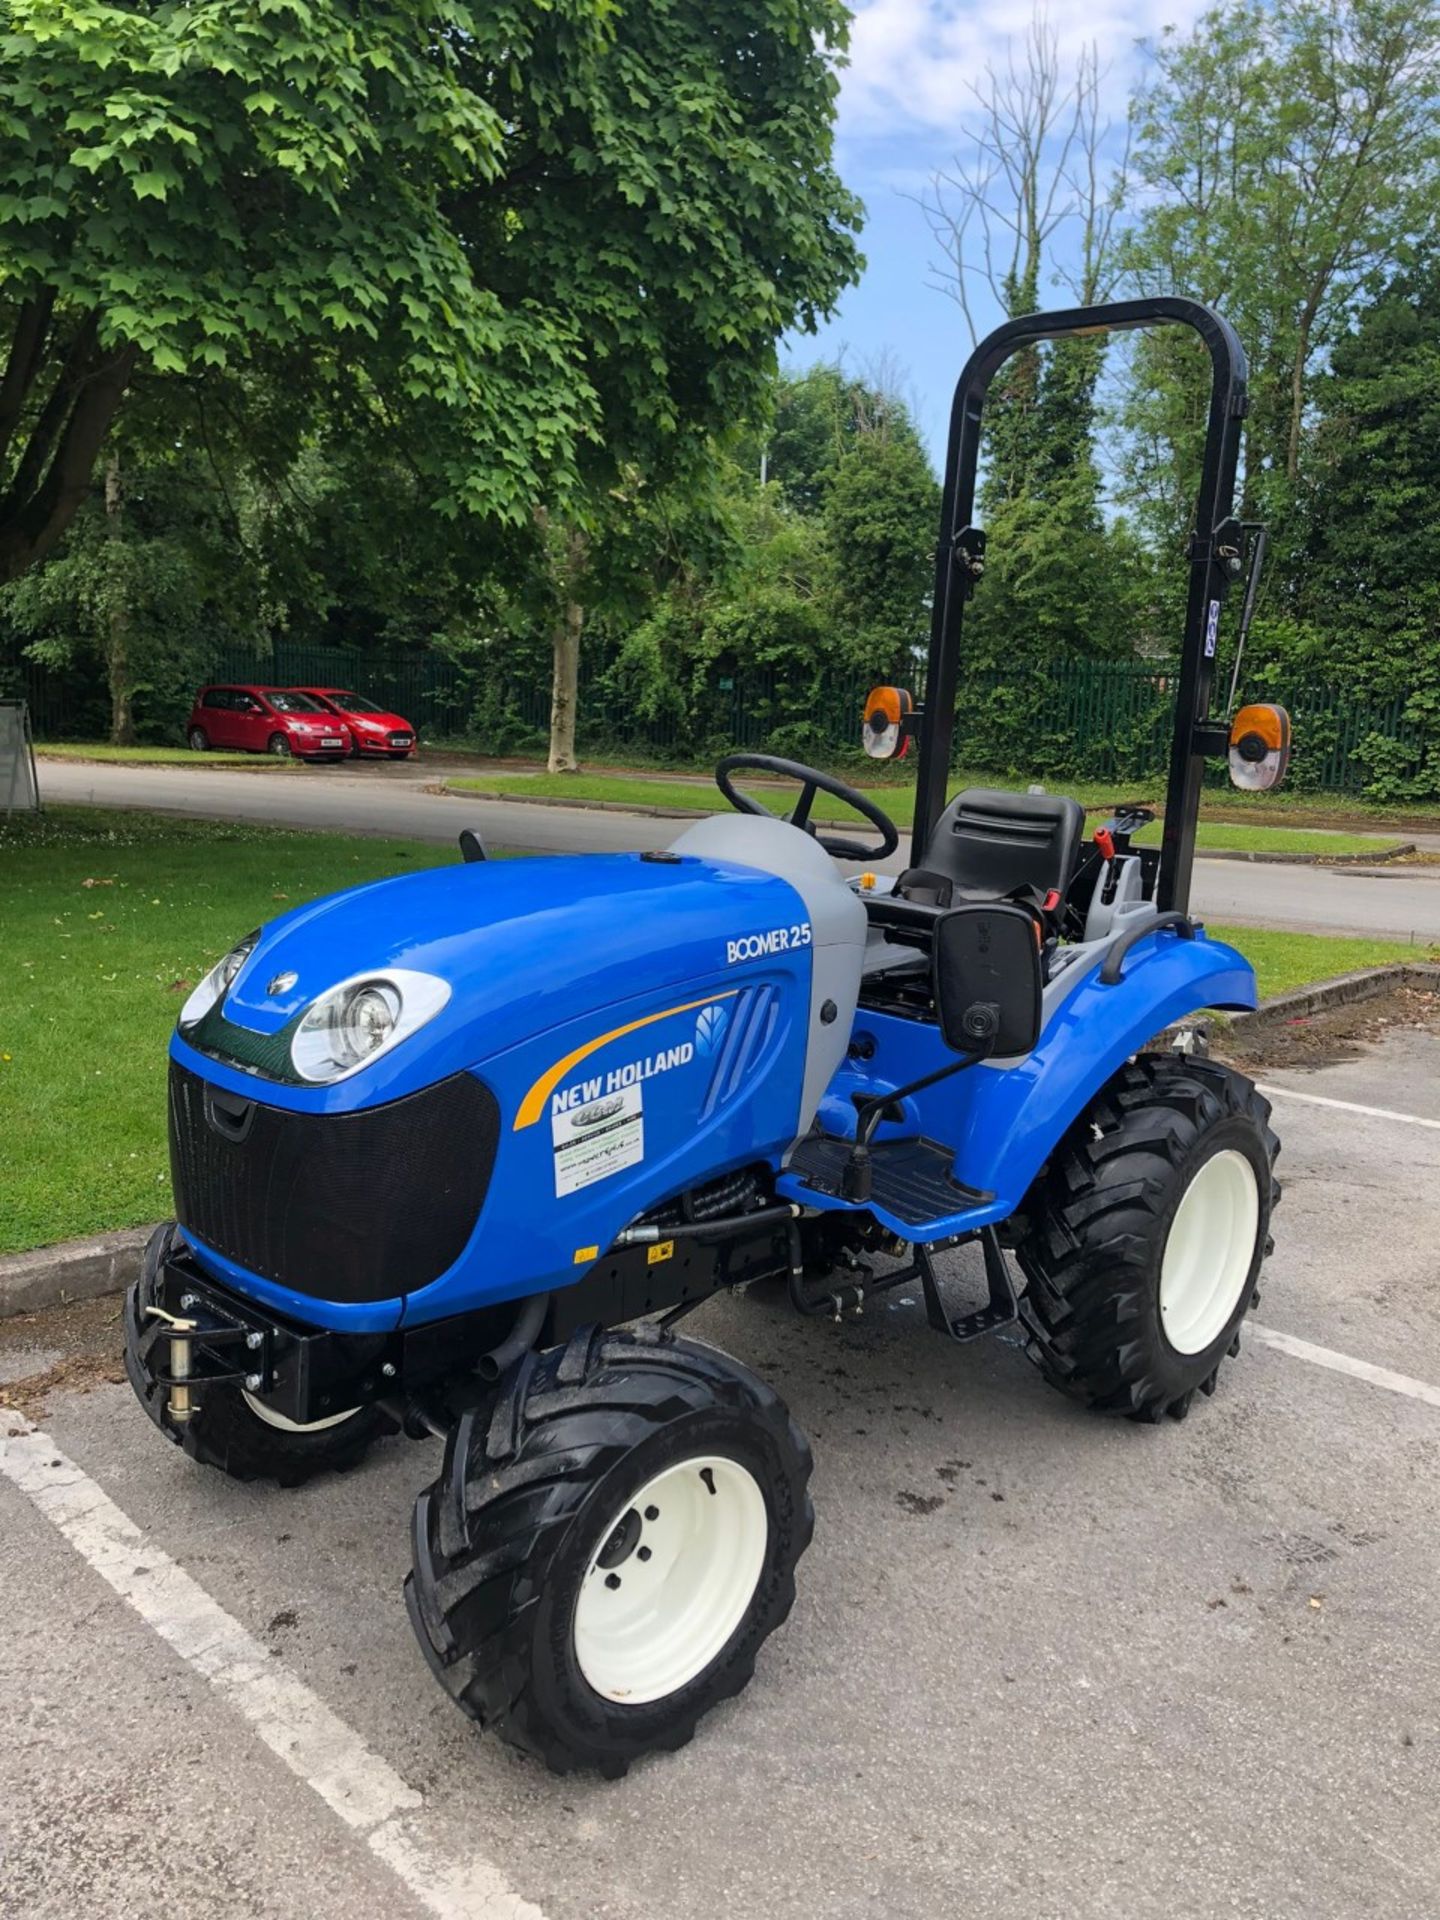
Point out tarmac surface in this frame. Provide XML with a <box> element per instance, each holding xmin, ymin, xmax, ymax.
<box><xmin>35</xmin><ymin>756</ymin><xmax>1440</xmax><ymax>943</ymax></box>
<box><xmin>3</xmin><ymin>1028</ymin><xmax>1438</xmax><ymax>1920</ymax></box>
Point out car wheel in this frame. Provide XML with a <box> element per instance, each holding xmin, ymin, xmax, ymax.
<box><xmin>268</xmin><ymin>733</ymin><xmax>293</xmax><ymax>758</ymax></box>
<box><xmin>188</xmin><ymin>727</ymin><xmax>209</xmax><ymax>752</ymax></box>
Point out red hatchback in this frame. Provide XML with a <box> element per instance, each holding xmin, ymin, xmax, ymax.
<box><xmin>187</xmin><ymin>686</ymin><xmax>353</xmax><ymax>761</ymax></box>
<box><xmin>292</xmin><ymin>686</ymin><xmax>416</xmax><ymax>759</ymax></box>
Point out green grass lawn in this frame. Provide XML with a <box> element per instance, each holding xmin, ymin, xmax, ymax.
<box><xmin>36</xmin><ymin>741</ymin><xmax>291</xmax><ymax>768</ymax></box>
<box><xmin>1</xmin><ymin>806</ymin><xmax>1432</xmax><ymax>1254</ymax></box>
<box><xmin>0</xmin><ymin>808</ymin><xmax>455</xmax><ymax>1255</ymax></box>
<box><xmin>447</xmin><ymin>771</ymin><xmax>1394</xmax><ymax>857</ymax></box>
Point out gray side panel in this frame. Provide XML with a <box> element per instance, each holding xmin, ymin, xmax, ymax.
<box><xmin>669</xmin><ymin>815</ymin><xmax>866</xmax><ymax>1132</ymax></box>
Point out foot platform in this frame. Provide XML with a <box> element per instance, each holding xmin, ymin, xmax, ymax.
<box><xmin>785</xmin><ymin>1133</ymin><xmax>992</xmax><ymax>1229</ymax></box>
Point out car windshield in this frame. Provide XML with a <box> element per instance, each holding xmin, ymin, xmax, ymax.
<box><xmin>263</xmin><ymin>690</ymin><xmax>326</xmax><ymax>713</ymax></box>
<box><xmin>330</xmin><ymin>692</ymin><xmax>385</xmax><ymax>714</ymax></box>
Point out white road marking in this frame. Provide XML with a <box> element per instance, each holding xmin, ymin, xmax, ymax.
<box><xmin>1250</xmin><ymin>1323</ymin><xmax>1440</xmax><ymax>1409</ymax></box>
<box><xmin>1258</xmin><ymin>1083</ymin><xmax>1440</xmax><ymax>1132</ymax></box>
<box><xmin>0</xmin><ymin>1424</ymin><xmax>544</xmax><ymax>1920</ymax></box>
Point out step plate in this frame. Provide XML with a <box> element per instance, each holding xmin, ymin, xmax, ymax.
<box><xmin>785</xmin><ymin>1134</ymin><xmax>993</xmax><ymax>1228</ymax></box>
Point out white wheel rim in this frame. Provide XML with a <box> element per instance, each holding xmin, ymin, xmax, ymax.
<box><xmin>1159</xmin><ymin>1148</ymin><xmax>1260</xmax><ymax>1355</ymax></box>
<box><xmin>573</xmin><ymin>1454</ymin><xmax>769</xmax><ymax>1705</ymax></box>
<box><xmin>241</xmin><ymin>1391</ymin><xmax>359</xmax><ymax>1433</ymax></box>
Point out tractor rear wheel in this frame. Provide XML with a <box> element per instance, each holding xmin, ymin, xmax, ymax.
<box><xmin>123</xmin><ymin>1223</ymin><xmax>395</xmax><ymax>1485</ymax></box>
<box><xmin>405</xmin><ymin>1325</ymin><xmax>813</xmax><ymax>1776</ymax></box>
<box><xmin>1014</xmin><ymin>1054</ymin><xmax>1279</xmax><ymax>1423</ymax></box>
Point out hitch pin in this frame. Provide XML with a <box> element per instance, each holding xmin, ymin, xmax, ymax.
<box><xmin>146</xmin><ymin>1304</ymin><xmax>197</xmax><ymax>1423</ymax></box>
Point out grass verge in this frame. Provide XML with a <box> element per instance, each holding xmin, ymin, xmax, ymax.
<box><xmin>1</xmin><ymin>806</ymin><xmax>1432</xmax><ymax>1254</ymax></box>
<box><xmin>36</xmin><ymin>741</ymin><xmax>290</xmax><ymax>768</ymax></box>
<box><xmin>446</xmin><ymin>772</ymin><xmax>1393</xmax><ymax>858</ymax></box>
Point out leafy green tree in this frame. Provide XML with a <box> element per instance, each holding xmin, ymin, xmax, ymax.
<box><xmin>1122</xmin><ymin>0</ymin><xmax>1440</xmax><ymax>545</ymax></box>
<box><xmin>0</xmin><ymin>0</ymin><xmax>861</xmax><ymax>642</ymax></box>
<box><xmin>821</xmin><ymin>422</ymin><xmax>938</xmax><ymax>678</ymax></box>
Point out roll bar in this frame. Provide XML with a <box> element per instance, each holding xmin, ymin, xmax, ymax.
<box><xmin>912</xmin><ymin>297</ymin><xmax>1249</xmax><ymax>915</ymax></box>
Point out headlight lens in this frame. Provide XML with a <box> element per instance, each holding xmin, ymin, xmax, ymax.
<box><xmin>178</xmin><ymin>931</ymin><xmax>258</xmax><ymax>1031</ymax></box>
<box><xmin>290</xmin><ymin>970</ymin><xmax>450</xmax><ymax>1084</ymax></box>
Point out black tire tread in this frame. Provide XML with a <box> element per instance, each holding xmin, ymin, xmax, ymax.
<box><xmin>1014</xmin><ymin>1053</ymin><xmax>1280</xmax><ymax>1422</ymax></box>
<box><xmin>406</xmin><ymin>1327</ymin><xmax>814</xmax><ymax>1777</ymax></box>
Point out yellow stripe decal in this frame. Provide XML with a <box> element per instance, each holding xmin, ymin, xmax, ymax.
<box><xmin>512</xmin><ymin>991</ymin><xmax>739</xmax><ymax>1131</ymax></box>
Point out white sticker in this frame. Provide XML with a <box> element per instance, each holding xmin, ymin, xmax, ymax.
<box><xmin>1204</xmin><ymin>598</ymin><xmax>1221</xmax><ymax>658</ymax></box>
<box><xmin>551</xmin><ymin>1084</ymin><xmax>644</xmax><ymax>1197</ymax></box>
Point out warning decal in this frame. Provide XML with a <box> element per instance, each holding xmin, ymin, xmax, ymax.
<box><xmin>551</xmin><ymin>1085</ymin><xmax>644</xmax><ymax>1197</ymax></box>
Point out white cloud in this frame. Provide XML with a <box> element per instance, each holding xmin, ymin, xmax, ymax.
<box><xmin>838</xmin><ymin>0</ymin><xmax>1208</xmax><ymax>141</ymax></box>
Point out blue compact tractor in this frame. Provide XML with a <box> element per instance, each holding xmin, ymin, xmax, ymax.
<box><xmin>125</xmin><ymin>300</ymin><xmax>1291</xmax><ymax>1775</ymax></box>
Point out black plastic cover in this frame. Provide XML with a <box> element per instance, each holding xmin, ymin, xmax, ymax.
<box><xmin>168</xmin><ymin>1062</ymin><xmax>498</xmax><ymax>1303</ymax></box>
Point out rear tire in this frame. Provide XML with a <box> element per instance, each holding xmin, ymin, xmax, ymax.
<box><xmin>268</xmin><ymin>732</ymin><xmax>292</xmax><ymax>758</ymax></box>
<box><xmin>1014</xmin><ymin>1054</ymin><xmax>1279</xmax><ymax>1422</ymax></box>
<box><xmin>406</xmin><ymin>1325</ymin><xmax>813</xmax><ymax>1776</ymax></box>
<box><xmin>123</xmin><ymin>1224</ymin><xmax>394</xmax><ymax>1485</ymax></box>
<box><xmin>188</xmin><ymin>726</ymin><xmax>209</xmax><ymax>751</ymax></box>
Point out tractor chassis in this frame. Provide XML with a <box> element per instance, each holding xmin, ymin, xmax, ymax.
<box><xmin>134</xmin><ymin>1207</ymin><xmax>1026</xmax><ymax>1436</ymax></box>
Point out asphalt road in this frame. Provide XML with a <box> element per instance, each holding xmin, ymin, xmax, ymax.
<box><xmin>3</xmin><ymin>1031</ymin><xmax>1439</xmax><ymax>1920</ymax></box>
<box><xmin>34</xmin><ymin>758</ymin><xmax>1440</xmax><ymax>942</ymax></box>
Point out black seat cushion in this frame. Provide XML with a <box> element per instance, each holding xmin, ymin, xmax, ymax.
<box><xmin>911</xmin><ymin>787</ymin><xmax>1085</xmax><ymax>903</ymax></box>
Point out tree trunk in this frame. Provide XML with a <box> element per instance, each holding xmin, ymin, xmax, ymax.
<box><xmin>547</xmin><ymin>525</ymin><xmax>586</xmax><ymax>774</ymax></box>
<box><xmin>104</xmin><ymin>450</ymin><xmax>136</xmax><ymax>746</ymax></box>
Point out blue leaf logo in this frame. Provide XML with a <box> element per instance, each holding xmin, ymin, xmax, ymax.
<box><xmin>695</xmin><ymin>1004</ymin><xmax>728</xmax><ymax>1055</ymax></box>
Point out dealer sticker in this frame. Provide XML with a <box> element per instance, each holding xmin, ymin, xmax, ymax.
<box><xmin>551</xmin><ymin>1085</ymin><xmax>644</xmax><ymax>1197</ymax></box>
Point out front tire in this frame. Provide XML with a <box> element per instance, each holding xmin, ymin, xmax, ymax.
<box><xmin>188</xmin><ymin>726</ymin><xmax>209</xmax><ymax>752</ymax></box>
<box><xmin>267</xmin><ymin>732</ymin><xmax>292</xmax><ymax>758</ymax></box>
<box><xmin>1015</xmin><ymin>1054</ymin><xmax>1279</xmax><ymax>1422</ymax></box>
<box><xmin>406</xmin><ymin>1326</ymin><xmax>814</xmax><ymax>1776</ymax></box>
<box><xmin>123</xmin><ymin>1224</ymin><xmax>394</xmax><ymax>1485</ymax></box>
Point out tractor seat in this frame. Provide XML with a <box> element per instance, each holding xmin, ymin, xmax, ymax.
<box><xmin>894</xmin><ymin>787</ymin><xmax>1085</xmax><ymax>911</ymax></box>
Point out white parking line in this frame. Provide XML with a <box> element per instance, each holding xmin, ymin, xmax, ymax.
<box><xmin>1258</xmin><ymin>1083</ymin><xmax>1440</xmax><ymax>1131</ymax></box>
<box><xmin>0</xmin><ymin>1424</ymin><xmax>544</xmax><ymax>1920</ymax></box>
<box><xmin>1250</xmin><ymin>1323</ymin><xmax>1440</xmax><ymax>1409</ymax></box>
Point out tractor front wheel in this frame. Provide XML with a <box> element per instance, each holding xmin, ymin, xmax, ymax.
<box><xmin>405</xmin><ymin>1325</ymin><xmax>813</xmax><ymax>1776</ymax></box>
<box><xmin>1014</xmin><ymin>1054</ymin><xmax>1279</xmax><ymax>1423</ymax></box>
<box><xmin>123</xmin><ymin>1224</ymin><xmax>395</xmax><ymax>1485</ymax></box>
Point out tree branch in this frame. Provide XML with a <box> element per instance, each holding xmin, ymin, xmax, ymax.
<box><xmin>0</xmin><ymin>288</ymin><xmax>56</xmax><ymax>474</ymax></box>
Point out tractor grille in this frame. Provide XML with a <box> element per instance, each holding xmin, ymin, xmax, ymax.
<box><xmin>168</xmin><ymin>1062</ymin><xmax>498</xmax><ymax>1303</ymax></box>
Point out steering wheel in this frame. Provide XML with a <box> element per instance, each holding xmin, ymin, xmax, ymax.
<box><xmin>714</xmin><ymin>753</ymin><xmax>901</xmax><ymax>861</ymax></box>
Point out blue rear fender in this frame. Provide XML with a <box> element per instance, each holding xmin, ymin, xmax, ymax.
<box><xmin>954</xmin><ymin>931</ymin><xmax>1256</xmax><ymax>1215</ymax></box>
<box><xmin>802</xmin><ymin>928</ymin><xmax>1256</xmax><ymax>1235</ymax></box>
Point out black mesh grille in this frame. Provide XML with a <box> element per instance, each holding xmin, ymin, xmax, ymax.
<box><xmin>168</xmin><ymin>1063</ymin><xmax>499</xmax><ymax>1303</ymax></box>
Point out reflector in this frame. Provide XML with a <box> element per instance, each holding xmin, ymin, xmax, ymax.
<box><xmin>1228</xmin><ymin>703</ymin><xmax>1291</xmax><ymax>791</ymax></box>
<box><xmin>861</xmin><ymin>685</ymin><xmax>913</xmax><ymax>760</ymax></box>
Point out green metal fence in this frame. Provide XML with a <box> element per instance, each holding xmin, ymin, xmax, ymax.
<box><xmin>15</xmin><ymin>641</ymin><xmax>1440</xmax><ymax>800</ymax></box>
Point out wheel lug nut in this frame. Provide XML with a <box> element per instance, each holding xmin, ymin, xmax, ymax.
<box><xmin>644</xmin><ymin>1505</ymin><xmax>659</xmax><ymax>1521</ymax></box>
<box><xmin>604</xmin><ymin>1572</ymin><xmax>621</xmax><ymax>1590</ymax></box>
<box><xmin>637</xmin><ymin>1546</ymin><xmax>652</xmax><ymax>1562</ymax></box>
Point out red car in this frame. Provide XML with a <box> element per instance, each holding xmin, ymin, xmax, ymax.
<box><xmin>187</xmin><ymin>685</ymin><xmax>353</xmax><ymax>761</ymax></box>
<box><xmin>291</xmin><ymin>686</ymin><xmax>417</xmax><ymax>759</ymax></box>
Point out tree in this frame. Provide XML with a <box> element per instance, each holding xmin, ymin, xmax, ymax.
<box><xmin>0</xmin><ymin>0</ymin><xmax>863</xmax><ymax>702</ymax></box>
<box><xmin>1122</xmin><ymin>0</ymin><xmax>1440</xmax><ymax>545</ymax></box>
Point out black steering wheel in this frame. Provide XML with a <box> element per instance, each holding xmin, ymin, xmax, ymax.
<box><xmin>714</xmin><ymin>753</ymin><xmax>901</xmax><ymax>861</ymax></box>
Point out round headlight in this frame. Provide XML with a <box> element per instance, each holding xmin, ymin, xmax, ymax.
<box><xmin>178</xmin><ymin>931</ymin><xmax>259</xmax><ymax>1032</ymax></box>
<box><xmin>289</xmin><ymin>970</ymin><xmax>449</xmax><ymax>1084</ymax></box>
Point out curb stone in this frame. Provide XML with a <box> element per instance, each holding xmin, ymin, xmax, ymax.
<box><xmin>0</xmin><ymin>1226</ymin><xmax>154</xmax><ymax>1321</ymax></box>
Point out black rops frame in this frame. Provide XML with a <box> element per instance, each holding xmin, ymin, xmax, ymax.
<box><xmin>912</xmin><ymin>296</ymin><xmax>1249</xmax><ymax>916</ymax></box>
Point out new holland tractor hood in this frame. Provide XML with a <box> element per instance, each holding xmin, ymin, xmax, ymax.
<box><xmin>175</xmin><ymin>849</ymin><xmax>813</xmax><ymax>1111</ymax></box>
<box><xmin>167</xmin><ymin>828</ymin><xmax>863</xmax><ymax>1331</ymax></box>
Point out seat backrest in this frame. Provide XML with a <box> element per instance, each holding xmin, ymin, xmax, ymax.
<box><xmin>917</xmin><ymin>787</ymin><xmax>1086</xmax><ymax>900</ymax></box>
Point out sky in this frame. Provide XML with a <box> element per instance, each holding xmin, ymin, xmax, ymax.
<box><xmin>782</xmin><ymin>0</ymin><xmax>1210</xmax><ymax>467</ymax></box>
